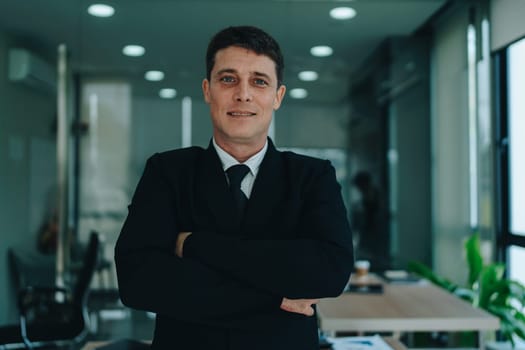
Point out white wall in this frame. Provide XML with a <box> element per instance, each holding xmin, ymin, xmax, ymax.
<box><xmin>0</xmin><ymin>31</ymin><xmax>57</xmax><ymax>324</ymax></box>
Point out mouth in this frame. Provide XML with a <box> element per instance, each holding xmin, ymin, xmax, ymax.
<box><xmin>227</xmin><ymin>111</ymin><xmax>256</xmax><ymax>117</ymax></box>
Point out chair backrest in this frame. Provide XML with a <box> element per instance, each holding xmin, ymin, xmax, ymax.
<box><xmin>72</xmin><ymin>231</ymin><xmax>100</xmax><ymax>306</ymax></box>
<box><xmin>4</xmin><ymin>232</ymin><xmax>102</xmax><ymax>349</ymax></box>
<box><xmin>7</xmin><ymin>248</ymin><xmax>23</xmax><ymax>293</ymax></box>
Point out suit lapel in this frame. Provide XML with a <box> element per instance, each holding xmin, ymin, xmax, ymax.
<box><xmin>197</xmin><ymin>139</ymin><xmax>286</xmax><ymax>236</ymax></box>
<box><xmin>197</xmin><ymin>143</ymin><xmax>239</xmax><ymax>234</ymax></box>
<box><xmin>242</xmin><ymin>139</ymin><xmax>287</xmax><ymax>234</ymax></box>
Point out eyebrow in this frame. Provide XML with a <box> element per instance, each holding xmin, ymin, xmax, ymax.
<box><xmin>215</xmin><ymin>68</ymin><xmax>273</xmax><ymax>81</ymax></box>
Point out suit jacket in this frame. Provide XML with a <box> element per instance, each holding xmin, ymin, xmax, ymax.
<box><xmin>115</xmin><ymin>139</ymin><xmax>354</xmax><ymax>350</ymax></box>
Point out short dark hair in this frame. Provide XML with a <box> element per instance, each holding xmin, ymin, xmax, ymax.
<box><xmin>205</xmin><ymin>26</ymin><xmax>284</xmax><ymax>87</ymax></box>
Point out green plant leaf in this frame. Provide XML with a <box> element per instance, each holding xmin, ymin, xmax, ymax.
<box><xmin>454</xmin><ymin>287</ymin><xmax>476</xmax><ymax>304</ymax></box>
<box><xmin>486</xmin><ymin>279</ymin><xmax>525</xmax><ymax>309</ymax></box>
<box><xmin>488</xmin><ymin>305</ymin><xmax>516</xmax><ymax>342</ymax></box>
<box><xmin>514</xmin><ymin>311</ymin><xmax>525</xmax><ymax>341</ymax></box>
<box><xmin>408</xmin><ymin>236</ymin><xmax>525</xmax><ymax>344</ymax></box>
<box><xmin>515</xmin><ymin>310</ymin><xmax>525</xmax><ymax>323</ymax></box>
<box><xmin>488</xmin><ymin>305</ymin><xmax>525</xmax><ymax>343</ymax></box>
<box><xmin>407</xmin><ymin>261</ymin><xmax>458</xmax><ymax>292</ymax></box>
<box><xmin>486</xmin><ymin>280</ymin><xmax>512</xmax><ymax>307</ymax></box>
<box><xmin>478</xmin><ymin>264</ymin><xmax>506</xmax><ymax>308</ymax></box>
<box><xmin>507</xmin><ymin>280</ymin><xmax>525</xmax><ymax>305</ymax></box>
<box><xmin>465</xmin><ymin>233</ymin><xmax>484</xmax><ymax>287</ymax></box>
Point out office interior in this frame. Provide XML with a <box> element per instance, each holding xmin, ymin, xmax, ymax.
<box><xmin>1</xmin><ymin>0</ymin><xmax>524</xmax><ymax>347</ymax></box>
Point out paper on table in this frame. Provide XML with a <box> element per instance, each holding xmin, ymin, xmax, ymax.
<box><xmin>382</xmin><ymin>270</ymin><xmax>424</xmax><ymax>284</ymax></box>
<box><xmin>326</xmin><ymin>334</ymin><xmax>393</xmax><ymax>350</ymax></box>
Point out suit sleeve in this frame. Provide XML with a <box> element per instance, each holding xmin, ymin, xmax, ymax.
<box><xmin>114</xmin><ymin>154</ymin><xmax>282</xmax><ymax>328</ymax></box>
<box><xmin>183</xmin><ymin>160</ymin><xmax>354</xmax><ymax>299</ymax></box>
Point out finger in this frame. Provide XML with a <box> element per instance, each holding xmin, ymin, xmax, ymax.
<box><xmin>305</xmin><ymin>307</ymin><xmax>314</xmax><ymax>316</ymax></box>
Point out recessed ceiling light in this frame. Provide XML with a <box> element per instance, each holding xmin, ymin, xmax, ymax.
<box><xmin>159</xmin><ymin>88</ymin><xmax>177</xmax><ymax>99</ymax></box>
<box><xmin>145</xmin><ymin>70</ymin><xmax>165</xmax><ymax>81</ymax></box>
<box><xmin>310</xmin><ymin>45</ymin><xmax>333</xmax><ymax>57</ymax></box>
<box><xmin>122</xmin><ymin>45</ymin><xmax>145</xmax><ymax>57</ymax></box>
<box><xmin>87</xmin><ymin>4</ymin><xmax>115</xmax><ymax>17</ymax></box>
<box><xmin>298</xmin><ymin>71</ymin><xmax>319</xmax><ymax>82</ymax></box>
<box><xmin>330</xmin><ymin>7</ymin><xmax>357</xmax><ymax>20</ymax></box>
<box><xmin>289</xmin><ymin>88</ymin><xmax>308</xmax><ymax>99</ymax></box>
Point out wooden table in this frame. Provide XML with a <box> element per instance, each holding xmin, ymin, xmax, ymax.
<box><xmin>318</xmin><ymin>277</ymin><xmax>499</xmax><ymax>348</ymax></box>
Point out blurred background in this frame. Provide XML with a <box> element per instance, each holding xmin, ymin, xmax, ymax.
<box><xmin>1</xmin><ymin>0</ymin><xmax>524</xmax><ymax>344</ymax></box>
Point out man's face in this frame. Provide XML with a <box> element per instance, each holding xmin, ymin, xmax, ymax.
<box><xmin>202</xmin><ymin>46</ymin><xmax>286</xmax><ymax>149</ymax></box>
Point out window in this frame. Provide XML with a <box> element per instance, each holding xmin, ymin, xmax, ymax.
<box><xmin>507</xmin><ymin>39</ymin><xmax>525</xmax><ymax>236</ymax></box>
<box><xmin>509</xmin><ymin>246</ymin><xmax>525</xmax><ymax>283</ymax></box>
<box><xmin>495</xmin><ymin>36</ymin><xmax>525</xmax><ymax>286</ymax></box>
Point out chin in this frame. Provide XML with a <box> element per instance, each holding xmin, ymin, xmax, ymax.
<box><xmin>226</xmin><ymin>132</ymin><xmax>264</xmax><ymax>144</ymax></box>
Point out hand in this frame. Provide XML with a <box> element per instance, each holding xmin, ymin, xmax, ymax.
<box><xmin>280</xmin><ymin>297</ymin><xmax>320</xmax><ymax>316</ymax></box>
<box><xmin>175</xmin><ymin>232</ymin><xmax>192</xmax><ymax>258</ymax></box>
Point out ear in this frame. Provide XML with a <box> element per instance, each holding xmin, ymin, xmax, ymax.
<box><xmin>273</xmin><ymin>85</ymin><xmax>286</xmax><ymax>110</ymax></box>
<box><xmin>202</xmin><ymin>79</ymin><xmax>210</xmax><ymax>104</ymax></box>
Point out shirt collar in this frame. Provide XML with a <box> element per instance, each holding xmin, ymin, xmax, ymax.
<box><xmin>212</xmin><ymin>138</ymin><xmax>268</xmax><ymax>176</ymax></box>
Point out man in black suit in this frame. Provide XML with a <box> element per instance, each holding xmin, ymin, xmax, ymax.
<box><xmin>115</xmin><ymin>25</ymin><xmax>354</xmax><ymax>350</ymax></box>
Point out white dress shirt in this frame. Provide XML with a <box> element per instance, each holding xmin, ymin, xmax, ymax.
<box><xmin>212</xmin><ymin>138</ymin><xmax>268</xmax><ymax>199</ymax></box>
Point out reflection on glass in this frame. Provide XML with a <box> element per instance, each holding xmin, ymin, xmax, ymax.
<box><xmin>508</xmin><ymin>38</ymin><xmax>525</xmax><ymax>236</ymax></box>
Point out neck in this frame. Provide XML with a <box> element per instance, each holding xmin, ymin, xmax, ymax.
<box><xmin>215</xmin><ymin>138</ymin><xmax>266</xmax><ymax>163</ymax></box>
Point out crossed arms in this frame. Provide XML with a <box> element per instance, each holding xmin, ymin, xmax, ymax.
<box><xmin>176</xmin><ymin>232</ymin><xmax>319</xmax><ymax>316</ymax></box>
<box><xmin>115</xmin><ymin>152</ymin><xmax>354</xmax><ymax>330</ymax></box>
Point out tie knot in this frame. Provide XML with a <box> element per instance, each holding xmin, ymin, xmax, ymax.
<box><xmin>226</xmin><ymin>164</ymin><xmax>250</xmax><ymax>187</ymax></box>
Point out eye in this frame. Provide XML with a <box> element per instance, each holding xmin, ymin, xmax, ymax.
<box><xmin>254</xmin><ymin>78</ymin><xmax>269</xmax><ymax>86</ymax></box>
<box><xmin>219</xmin><ymin>76</ymin><xmax>236</xmax><ymax>83</ymax></box>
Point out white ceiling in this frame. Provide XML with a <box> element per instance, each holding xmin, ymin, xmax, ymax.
<box><xmin>0</xmin><ymin>0</ymin><xmax>447</xmax><ymax>104</ymax></box>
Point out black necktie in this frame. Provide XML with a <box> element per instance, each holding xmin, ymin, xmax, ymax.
<box><xmin>226</xmin><ymin>164</ymin><xmax>250</xmax><ymax>219</ymax></box>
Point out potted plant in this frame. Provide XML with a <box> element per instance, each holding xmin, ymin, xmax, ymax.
<box><xmin>408</xmin><ymin>233</ymin><xmax>525</xmax><ymax>347</ymax></box>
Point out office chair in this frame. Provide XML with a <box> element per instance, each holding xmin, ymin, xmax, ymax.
<box><xmin>0</xmin><ymin>231</ymin><xmax>100</xmax><ymax>349</ymax></box>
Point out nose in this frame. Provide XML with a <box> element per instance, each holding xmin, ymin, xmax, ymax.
<box><xmin>234</xmin><ymin>81</ymin><xmax>252</xmax><ymax>102</ymax></box>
